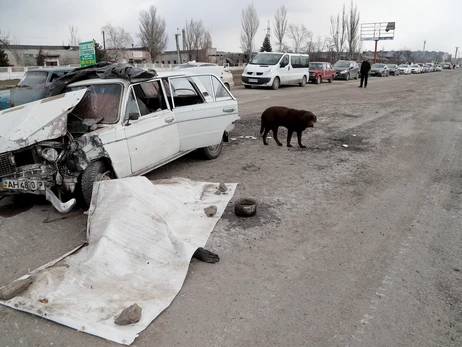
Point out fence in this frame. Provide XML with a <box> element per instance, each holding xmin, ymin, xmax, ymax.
<box><xmin>0</xmin><ymin>63</ymin><xmax>247</xmax><ymax>81</ymax></box>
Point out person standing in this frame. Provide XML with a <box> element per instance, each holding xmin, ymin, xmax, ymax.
<box><xmin>359</xmin><ymin>58</ymin><xmax>371</xmax><ymax>88</ymax></box>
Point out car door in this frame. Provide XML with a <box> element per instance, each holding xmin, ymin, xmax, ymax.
<box><xmin>168</xmin><ymin>74</ymin><xmax>239</xmax><ymax>151</ymax></box>
<box><xmin>278</xmin><ymin>54</ymin><xmax>291</xmax><ymax>84</ymax></box>
<box><xmin>123</xmin><ymin>79</ymin><xmax>180</xmax><ymax>175</ymax></box>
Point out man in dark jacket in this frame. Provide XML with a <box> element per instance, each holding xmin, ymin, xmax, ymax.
<box><xmin>359</xmin><ymin>58</ymin><xmax>371</xmax><ymax>88</ymax></box>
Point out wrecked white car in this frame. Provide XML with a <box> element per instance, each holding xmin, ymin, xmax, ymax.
<box><xmin>0</xmin><ymin>64</ymin><xmax>239</xmax><ymax>212</ymax></box>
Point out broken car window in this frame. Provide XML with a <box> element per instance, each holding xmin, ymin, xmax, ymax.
<box><xmin>211</xmin><ymin>75</ymin><xmax>232</xmax><ymax>101</ymax></box>
<box><xmin>169</xmin><ymin>77</ymin><xmax>204</xmax><ymax>108</ymax></box>
<box><xmin>131</xmin><ymin>80</ymin><xmax>168</xmax><ymax>115</ymax></box>
<box><xmin>67</xmin><ymin>84</ymin><xmax>122</xmax><ymax>123</ymax></box>
<box><xmin>18</xmin><ymin>71</ymin><xmax>48</xmax><ymax>87</ymax></box>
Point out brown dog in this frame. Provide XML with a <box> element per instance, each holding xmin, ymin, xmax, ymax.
<box><xmin>260</xmin><ymin>106</ymin><xmax>317</xmax><ymax>148</ymax></box>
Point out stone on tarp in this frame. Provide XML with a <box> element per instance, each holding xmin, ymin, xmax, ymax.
<box><xmin>218</xmin><ymin>182</ymin><xmax>228</xmax><ymax>192</ymax></box>
<box><xmin>114</xmin><ymin>303</ymin><xmax>142</xmax><ymax>325</ymax></box>
<box><xmin>0</xmin><ymin>278</ymin><xmax>33</xmax><ymax>301</ymax></box>
<box><xmin>204</xmin><ymin>205</ymin><xmax>217</xmax><ymax>217</ymax></box>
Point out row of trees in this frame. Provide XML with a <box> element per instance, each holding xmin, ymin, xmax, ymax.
<box><xmin>240</xmin><ymin>2</ymin><xmax>361</xmax><ymax>62</ymax></box>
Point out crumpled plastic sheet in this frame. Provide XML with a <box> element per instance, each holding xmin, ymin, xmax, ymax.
<box><xmin>0</xmin><ymin>177</ymin><xmax>236</xmax><ymax>345</ymax></box>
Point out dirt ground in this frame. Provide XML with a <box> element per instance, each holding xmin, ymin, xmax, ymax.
<box><xmin>1</xmin><ymin>71</ymin><xmax>461</xmax><ymax>347</ymax></box>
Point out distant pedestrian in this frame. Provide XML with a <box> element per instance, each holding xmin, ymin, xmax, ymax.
<box><xmin>359</xmin><ymin>58</ymin><xmax>371</xmax><ymax>88</ymax></box>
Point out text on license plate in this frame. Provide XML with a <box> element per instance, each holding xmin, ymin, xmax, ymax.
<box><xmin>2</xmin><ymin>179</ymin><xmax>46</xmax><ymax>191</ymax></box>
<box><xmin>248</xmin><ymin>78</ymin><xmax>258</xmax><ymax>83</ymax></box>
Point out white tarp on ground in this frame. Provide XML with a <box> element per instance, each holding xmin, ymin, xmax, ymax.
<box><xmin>0</xmin><ymin>177</ymin><xmax>236</xmax><ymax>345</ymax></box>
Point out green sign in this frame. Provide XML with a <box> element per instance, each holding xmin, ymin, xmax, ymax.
<box><xmin>79</xmin><ymin>41</ymin><xmax>96</xmax><ymax>67</ymax></box>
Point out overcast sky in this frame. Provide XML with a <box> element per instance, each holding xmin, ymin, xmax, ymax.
<box><xmin>1</xmin><ymin>0</ymin><xmax>460</xmax><ymax>55</ymax></box>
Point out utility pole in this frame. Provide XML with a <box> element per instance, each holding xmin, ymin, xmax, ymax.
<box><xmin>175</xmin><ymin>28</ymin><xmax>181</xmax><ymax>64</ymax></box>
<box><xmin>455</xmin><ymin>47</ymin><xmax>459</xmax><ymax>66</ymax></box>
<box><xmin>102</xmin><ymin>30</ymin><xmax>106</xmax><ymax>50</ymax></box>
<box><xmin>423</xmin><ymin>40</ymin><xmax>426</xmax><ymax>61</ymax></box>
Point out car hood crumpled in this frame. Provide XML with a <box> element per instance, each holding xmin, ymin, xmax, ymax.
<box><xmin>0</xmin><ymin>89</ymin><xmax>86</xmax><ymax>152</ymax></box>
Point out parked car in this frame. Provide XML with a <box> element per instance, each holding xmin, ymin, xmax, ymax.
<box><xmin>370</xmin><ymin>63</ymin><xmax>390</xmax><ymax>77</ymax></box>
<box><xmin>409</xmin><ymin>64</ymin><xmax>422</xmax><ymax>74</ymax></box>
<box><xmin>425</xmin><ymin>63</ymin><xmax>435</xmax><ymax>72</ymax></box>
<box><xmin>241</xmin><ymin>52</ymin><xmax>310</xmax><ymax>89</ymax></box>
<box><xmin>416</xmin><ymin>63</ymin><xmax>427</xmax><ymax>73</ymax></box>
<box><xmin>333</xmin><ymin>60</ymin><xmax>359</xmax><ymax>80</ymax></box>
<box><xmin>0</xmin><ymin>64</ymin><xmax>240</xmax><ymax>211</ymax></box>
<box><xmin>386</xmin><ymin>64</ymin><xmax>400</xmax><ymax>76</ymax></box>
<box><xmin>172</xmin><ymin>61</ymin><xmax>234</xmax><ymax>90</ymax></box>
<box><xmin>308</xmin><ymin>62</ymin><xmax>336</xmax><ymax>84</ymax></box>
<box><xmin>398</xmin><ymin>64</ymin><xmax>411</xmax><ymax>75</ymax></box>
<box><xmin>10</xmin><ymin>67</ymin><xmax>75</xmax><ymax>107</ymax></box>
<box><xmin>436</xmin><ymin>64</ymin><xmax>443</xmax><ymax>71</ymax></box>
<box><xmin>443</xmin><ymin>63</ymin><xmax>452</xmax><ymax>69</ymax></box>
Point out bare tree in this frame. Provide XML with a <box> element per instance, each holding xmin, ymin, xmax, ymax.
<box><xmin>287</xmin><ymin>24</ymin><xmax>309</xmax><ymax>53</ymax></box>
<box><xmin>183</xmin><ymin>19</ymin><xmax>213</xmax><ymax>61</ymax></box>
<box><xmin>273</xmin><ymin>5</ymin><xmax>288</xmax><ymax>51</ymax></box>
<box><xmin>330</xmin><ymin>4</ymin><xmax>347</xmax><ymax>59</ymax></box>
<box><xmin>60</xmin><ymin>55</ymin><xmax>75</xmax><ymax>65</ymax></box>
<box><xmin>240</xmin><ymin>3</ymin><xmax>260</xmax><ymax>59</ymax></box>
<box><xmin>346</xmin><ymin>1</ymin><xmax>360</xmax><ymax>59</ymax></box>
<box><xmin>102</xmin><ymin>24</ymin><xmax>133</xmax><ymax>62</ymax></box>
<box><xmin>139</xmin><ymin>5</ymin><xmax>168</xmax><ymax>63</ymax></box>
<box><xmin>393</xmin><ymin>50</ymin><xmax>403</xmax><ymax>64</ymax></box>
<box><xmin>68</xmin><ymin>25</ymin><xmax>80</xmax><ymax>46</ymax></box>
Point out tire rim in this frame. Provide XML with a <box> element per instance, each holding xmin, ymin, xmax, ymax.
<box><xmin>207</xmin><ymin>144</ymin><xmax>221</xmax><ymax>155</ymax></box>
<box><xmin>97</xmin><ymin>170</ymin><xmax>112</xmax><ymax>182</ymax></box>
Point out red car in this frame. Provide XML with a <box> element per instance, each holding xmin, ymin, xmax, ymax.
<box><xmin>309</xmin><ymin>62</ymin><xmax>336</xmax><ymax>84</ymax></box>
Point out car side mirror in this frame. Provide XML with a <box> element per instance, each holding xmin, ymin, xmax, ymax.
<box><xmin>129</xmin><ymin>112</ymin><xmax>140</xmax><ymax>121</ymax></box>
<box><xmin>280</xmin><ymin>62</ymin><xmax>286</xmax><ymax>68</ymax></box>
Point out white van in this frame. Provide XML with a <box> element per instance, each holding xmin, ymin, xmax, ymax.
<box><xmin>241</xmin><ymin>52</ymin><xmax>310</xmax><ymax>90</ymax></box>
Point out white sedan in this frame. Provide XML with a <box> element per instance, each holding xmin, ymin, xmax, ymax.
<box><xmin>0</xmin><ymin>65</ymin><xmax>239</xmax><ymax>211</ymax></box>
<box><xmin>398</xmin><ymin>64</ymin><xmax>411</xmax><ymax>75</ymax></box>
<box><xmin>410</xmin><ymin>64</ymin><xmax>422</xmax><ymax>74</ymax></box>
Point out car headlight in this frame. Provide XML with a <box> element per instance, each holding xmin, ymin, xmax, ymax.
<box><xmin>263</xmin><ymin>68</ymin><xmax>273</xmax><ymax>75</ymax></box>
<box><xmin>42</xmin><ymin>148</ymin><xmax>59</xmax><ymax>163</ymax></box>
<box><xmin>341</xmin><ymin>69</ymin><xmax>348</xmax><ymax>74</ymax></box>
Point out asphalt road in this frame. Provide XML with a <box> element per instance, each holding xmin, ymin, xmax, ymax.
<box><xmin>1</xmin><ymin>70</ymin><xmax>461</xmax><ymax>347</ymax></box>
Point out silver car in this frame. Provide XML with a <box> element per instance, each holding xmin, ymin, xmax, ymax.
<box><xmin>369</xmin><ymin>64</ymin><xmax>390</xmax><ymax>77</ymax></box>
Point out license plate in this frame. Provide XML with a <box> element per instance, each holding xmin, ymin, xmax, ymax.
<box><xmin>248</xmin><ymin>78</ymin><xmax>258</xmax><ymax>83</ymax></box>
<box><xmin>2</xmin><ymin>179</ymin><xmax>46</xmax><ymax>191</ymax></box>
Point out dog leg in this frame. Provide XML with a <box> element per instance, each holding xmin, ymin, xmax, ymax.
<box><xmin>287</xmin><ymin>130</ymin><xmax>294</xmax><ymax>147</ymax></box>
<box><xmin>193</xmin><ymin>247</ymin><xmax>220</xmax><ymax>263</ymax></box>
<box><xmin>297</xmin><ymin>131</ymin><xmax>306</xmax><ymax>148</ymax></box>
<box><xmin>262</xmin><ymin>128</ymin><xmax>270</xmax><ymax>145</ymax></box>
<box><xmin>273</xmin><ymin>127</ymin><xmax>283</xmax><ymax>146</ymax></box>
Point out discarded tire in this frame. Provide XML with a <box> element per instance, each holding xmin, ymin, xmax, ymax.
<box><xmin>234</xmin><ymin>198</ymin><xmax>257</xmax><ymax>217</ymax></box>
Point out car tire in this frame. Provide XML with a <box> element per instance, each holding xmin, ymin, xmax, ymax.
<box><xmin>201</xmin><ymin>139</ymin><xmax>223</xmax><ymax>160</ymax></box>
<box><xmin>316</xmin><ymin>76</ymin><xmax>321</xmax><ymax>85</ymax></box>
<box><xmin>271</xmin><ymin>77</ymin><xmax>280</xmax><ymax>90</ymax></box>
<box><xmin>81</xmin><ymin>160</ymin><xmax>113</xmax><ymax>207</ymax></box>
<box><xmin>328</xmin><ymin>76</ymin><xmax>333</xmax><ymax>83</ymax></box>
<box><xmin>299</xmin><ymin>75</ymin><xmax>307</xmax><ymax>87</ymax></box>
<box><xmin>355</xmin><ymin>72</ymin><xmax>359</xmax><ymax>79</ymax></box>
<box><xmin>244</xmin><ymin>85</ymin><xmax>252</xmax><ymax>89</ymax></box>
<box><xmin>345</xmin><ymin>73</ymin><xmax>350</xmax><ymax>81</ymax></box>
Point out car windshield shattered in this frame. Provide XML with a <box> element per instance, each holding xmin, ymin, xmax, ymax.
<box><xmin>249</xmin><ymin>53</ymin><xmax>283</xmax><ymax>65</ymax></box>
<box><xmin>334</xmin><ymin>61</ymin><xmax>350</xmax><ymax>68</ymax></box>
<box><xmin>65</xmin><ymin>84</ymin><xmax>122</xmax><ymax>124</ymax></box>
<box><xmin>309</xmin><ymin>63</ymin><xmax>323</xmax><ymax>70</ymax></box>
<box><xmin>17</xmin><ymin>71</ymin><xmax>49</xmax><ymax>87</ymax></box>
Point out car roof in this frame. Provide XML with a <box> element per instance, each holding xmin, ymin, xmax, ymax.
<box><xmin>27</xmin><ymin>67</ymin><xmax>75</xmax><ymax>73</ymax></box>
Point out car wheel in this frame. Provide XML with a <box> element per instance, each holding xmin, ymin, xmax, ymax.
<box><xmin>81</xmin><ymin>160</ymin><xmax>113</xmax><ymax>206</ymax></box>
<box><xmin>244</xmin><ymin>85</ymin><xmax>252</xmax><ymax>89</ymax></box>
<box><xmin>355</xmin><ymin>72</ymin><xmax>359</xmax><ymax>79</ymax></box>
<box><xmin>328</xmin><ymin>76</ymin><xmax>333</xmax><ymax>83</ymax></box>
<box><xmin>299</xmin><ymin>75</ymin><xmax>307</xmax><ymax>87</ymax></box>
<box><xmin>271</xmin><ymin>77</ymin><xmax>280</xmax><ymax>90</ymax></box>
<box><xmin>224</xmin><ymin>82</ymin><xmax>230</xmax><ymax>91</ymax></box>
<box><xmin>345</xmin><ymin>73</ymin><xmax>350</xmax><ymax>81</ymax></box>
<box><xmin>201</xmin><ymin>139</ymin><xmax>223</xmax><ymax>160</ymax></box>
<box><xmin>316</xmin><ymin>76</ymin><xmax>321</xmax><ymax>84</ymax></box>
